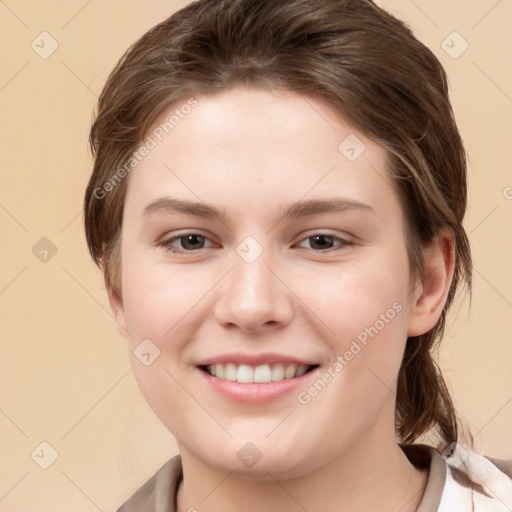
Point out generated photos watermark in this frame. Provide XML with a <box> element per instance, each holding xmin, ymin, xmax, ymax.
<box><xmin>93</xmin><ymin>97</ymin><xmax>198</xmax><ymax>200</ymax></box>
<box><xmin>297</xmin><ymin>301</ymin><xmax>403</xmax><ymax>405</ymax></box>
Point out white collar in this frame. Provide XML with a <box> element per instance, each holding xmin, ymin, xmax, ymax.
<box><xmin>436</xmin><ymin>442</ymin><xmax>512</xmax><ymax>511</ymax></box>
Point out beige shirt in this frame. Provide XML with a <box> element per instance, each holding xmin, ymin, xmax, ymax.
<box><xmin>117</xmin><ymin>443</ymin><xmax>512</xmax><ymax>511</ymax></box>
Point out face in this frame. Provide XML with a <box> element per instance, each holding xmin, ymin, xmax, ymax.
<box><xmin>112</xmin><ymin>85</ymin><xmax>423</xmax><ymax>479</ymax></box>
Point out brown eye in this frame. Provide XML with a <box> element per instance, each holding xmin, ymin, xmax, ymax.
<box><xmin>297</xmin><ymin>233</ymin><xmax>351</xmax><ymax>252</ymax></box>
<box><xmin>178</xmin><ymin>234</ymin><xmax>206</xmax><ymax>250</ymax></box>
<box><xmin>308</xmin><ymin>235</ymin><xmax>336</xmax><ymax>250</ymax></box>
<box><xmin>159</xmin><ymin>232</ymin><xmax>213</xmax><ymax>252</ymax></box>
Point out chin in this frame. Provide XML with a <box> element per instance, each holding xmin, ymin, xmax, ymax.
<box><xmin>192</xmin><ymin>437</ymin><xmax>316</xmax><ymax>480</ymax></box>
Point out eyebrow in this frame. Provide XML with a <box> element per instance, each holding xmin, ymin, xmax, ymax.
<box><xmin>142</xmin><ymin>197</ymin><xmax>376</xmax><ymax>222</ymax></box>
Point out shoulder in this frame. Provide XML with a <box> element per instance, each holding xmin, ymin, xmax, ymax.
<box><xmin>485</xmin><ymin>455</ymin><xmax>512</xmax><ymax>480</ymax></box>
<box><xmin>439</xmin><ymin>443</ymin><xmax>512</xmax><ymax>511</ymax></box>
<box><xmin>116</xmin><ymin>455</ymin><xmax>183</xmax><ymax>512</ymax></box>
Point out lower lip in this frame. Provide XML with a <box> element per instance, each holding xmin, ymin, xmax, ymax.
<box><xmin>197</xmin><ymin>367</ymin><xmax>319</xmax><ymax>403</ymax></box>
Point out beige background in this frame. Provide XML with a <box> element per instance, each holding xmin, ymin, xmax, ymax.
<box><xmin>1</xmin><ymin>0</ymin><xmax>511</xmax><ymax>510</ymax></box>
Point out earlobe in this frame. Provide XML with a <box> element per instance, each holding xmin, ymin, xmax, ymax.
<box><xmin>104</xmin><ymin>271</ymin><xmax>129</xmax><ymax>339</ymax></box>
<box><xmin>407</xmin><ymin>227</ymin><xmax>455</xmax><ymax>337</ymax></box>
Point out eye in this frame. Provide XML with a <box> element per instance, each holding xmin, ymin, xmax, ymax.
<box><xmin>157</xmin><ymin>231</ymin><xmax>352</xmax><ymax>254</ymax></box>
<box><xmin>158</xmin><ymin>232</ymin><xmax>215</xmax><ymax>252</ymax></box>
<box><xmin>296</xmin><ymin>233</ymin><xmax>352</xmax><ymax>251</ymax></box>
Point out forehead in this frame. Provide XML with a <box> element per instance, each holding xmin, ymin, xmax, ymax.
<box><xmin>123</xmin><ymin>86</ymin><xmax>400</xmax><ymax>224</ymax></box>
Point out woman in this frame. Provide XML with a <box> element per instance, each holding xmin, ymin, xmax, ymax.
<box><xmin>84</xmin><ymin>0</ymin><xmax>512</xmax><ymax>510</ymax></box>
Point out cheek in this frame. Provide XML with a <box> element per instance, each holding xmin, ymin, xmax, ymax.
<box><xmin>299</xmin><ymin>253</ymin><xmax>411</xmax><ymax>345</ymax></box>
<box><xmin>121</xmin><ymin>252</ymin><xmax>212</xmax><ymax>346</ymax></box>
<box><xmin>292</xmin><ymin>260</ymin><xmax>411</xmax><ymax>429</ymax></box>
<box><xmin>294</xmin><ymin>249</ymin><xmax>412</xmax><ymax>402</ymax></box>
<box><xmin>120</xmin><ymin>255</ymin><xmax>207</xmax><ymax>433</ymax></box>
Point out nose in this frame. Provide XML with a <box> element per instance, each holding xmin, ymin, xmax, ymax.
<box><xmin>213</xmin><ymin>243</ymin><xmax>294</xmax><ymax>333</ymax></box>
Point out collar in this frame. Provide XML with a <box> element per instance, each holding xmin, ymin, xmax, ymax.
<box><xmin>403</xmin><ymin>442</ymin><xmax>512</xmax><ymax>511</ymax></box>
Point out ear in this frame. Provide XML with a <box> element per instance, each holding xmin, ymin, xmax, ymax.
<box><xmin>407</xmin><ymin>227</ymin><xmax>456</xmax><ymax>337</ymax></box>
<box><xmin>104</xmin><ymin>270</ymin><xmax>129</xmax><ymax>339</ymax></box>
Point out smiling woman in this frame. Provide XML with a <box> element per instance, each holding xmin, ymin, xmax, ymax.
<box><xmin>83</xmin><ymin>1</ymin><xmax>512</xmax><ymax>511</ymax></box>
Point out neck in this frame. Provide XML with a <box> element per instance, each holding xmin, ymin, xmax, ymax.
<box><xmin>176</xmin><ymin>430</ymin><xmax>428</xmax><ymax>512</ymax></box>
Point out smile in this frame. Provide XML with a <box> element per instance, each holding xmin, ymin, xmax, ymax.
<box><xmin>200</xmin><ymin>363</ymin><xmax>318</xmax><ymax>383</ymax></box>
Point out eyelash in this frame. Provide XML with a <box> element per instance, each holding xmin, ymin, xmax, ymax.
<box><xmin>157</xmin><ymin>231</ymin><xmax>353</xmax><ymax>254</ymax></box>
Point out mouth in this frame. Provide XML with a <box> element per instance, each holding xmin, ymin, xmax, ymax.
<box><xmin>198</xmin><ymin>362</ymin><xmax>320</xmax><ymax>384</ymax></box>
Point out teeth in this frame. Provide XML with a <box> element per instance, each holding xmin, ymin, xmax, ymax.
<box><xmin>295</xmin><ymin>364</ymin><xmax>309</xmax><ymax>377</ymax></box>
<box><xmin>225</xmin><ymin>363</ymin><xmax>237</xmax><ymax>381</ymax></box>
<box><xmin>254</xmin><ymin>364</ymin><xmax>271</xmax><ymax>383</ymax></box>
<box><xmin>237</xmin><ymin>364</ymin><xmax>254</xmax><ymax>383</ymax></box>
<box><xmin>284</xmin><ymin>364</ymin><xmax>297</xmax><ymax>379</ymax></box>
<box><xmin>205</xmin><ymin>363</ymin><xmax>313</xmax><ymax>383</ymax></box>
<box><xmin>215</xmin><ymin>363</ymin><xmax>224</xmax><ymax>379</ymax></box>
<box><xmin>271</xmin><ymin>363</ymin><xmax>285</xmax><ymax>381</ymax></box>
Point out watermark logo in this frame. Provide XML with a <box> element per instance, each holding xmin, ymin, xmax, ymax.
<box><xmin>31</xmin><ymin>441</ymin><xmax>59</xmax><ymax>469</ymax></box>
<box><xmin>441</xmin><ymin>31</ymin><xmax>469</xmax><ymax>59</ymax></box>
<box><xmin>338</xmin><ymin>134</ymin><xmax>366</xmax><ymax>161</ymax></box>
<box><xmin>134</xmin><ymin>338</ymin><xmax>161</xmax><ymax>366</ymax></box>
<box><xmin>237</xmin><ymin>442</ymin><xmax>262</xmax><ymax>468</ymax></box>
<box><xmin>32</xmin><ymin>237</ymin><xmax>58</xmax><ymax>263</ymax></box>
<box><xmin>31</xmin><ymin>31</ymin><xmax>59</xmax><ymax>59</ymax></box>
<box><xmin>236</xmin><ymin>236</ymin><xmax>264</xmax><ymax>264</ymax></box>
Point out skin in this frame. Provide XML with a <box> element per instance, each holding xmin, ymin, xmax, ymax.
<box><xmin>106</xmin><ymin>85</ymin><xmax>455</xmax><ymax>512</ymax></box>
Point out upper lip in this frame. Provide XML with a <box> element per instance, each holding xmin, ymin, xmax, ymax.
<box><xmin>196</xmin><ymin>352</ymin><xmax>319</xmax><ymax>367</ymax></box>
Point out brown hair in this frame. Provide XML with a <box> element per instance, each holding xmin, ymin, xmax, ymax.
<box><xmin>84</xmin><ymin>0</ymin><xmax>473</xmax><ymax>451</ymax></box>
